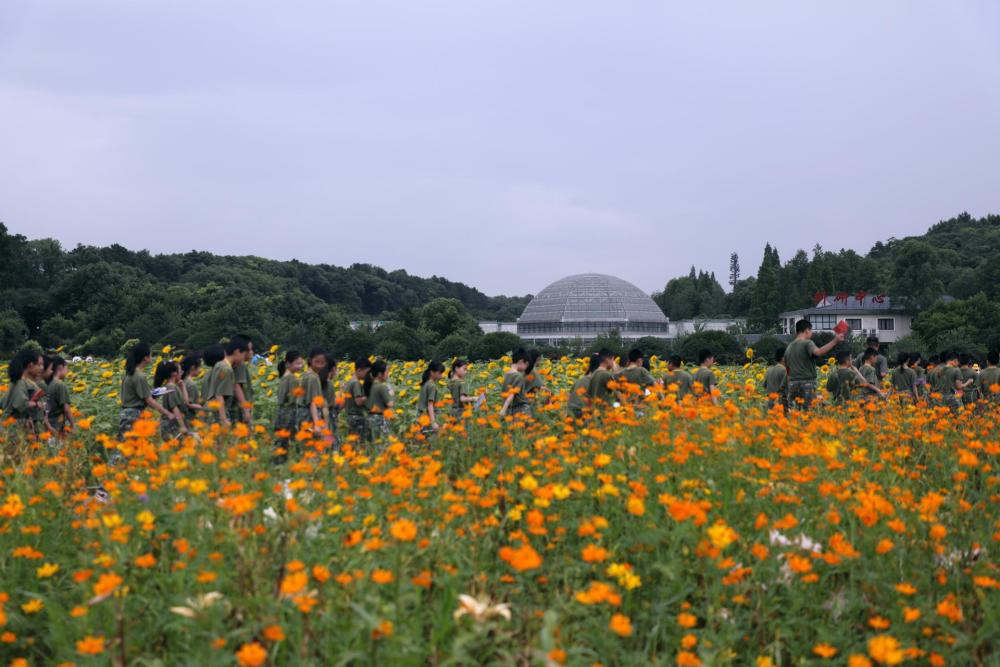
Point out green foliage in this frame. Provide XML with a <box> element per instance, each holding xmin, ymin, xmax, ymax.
<box><xmin>631</xmin><ymin>336</ymin><xmax>672</xmax><ymax>360</ymax></box>
<box><xmin>419</xmin><ymin>298</ymin><xmax>481</xmax><ymax>345</ymax></box>
<box><xmin>911</xmin><ymin>292</ymin><xmax>1000</xmax><ymax>356</ymax></box>
<box><xmin>653</xmin><ymin>267</ymin><xmax>726</xmax><ymax>319</ymax></box>
<box><xmin>586</xmin><ymin>329</ymin><xmax>625</xmax><ymax>357</ymax></box>
<box><xmin>675</xmin><ymin>330</ymin><xmax>742</xmax><ymax>364</ymax></box>
<box><xmin>0</xmin><ymin>309</ymin><xmax>28</xmax><ymax>354</ymax></box>
<box><xmin>751</xmin><ymin>335</ymin><xmax>786</xmax><ymax>363</ymax></box>
<box><xmin>434</xmin><ymin>333</ymin><xmax>473</xmax><ymax>361</ymax></box>
<box><xmin>469</xmin><ymin>332</ymin><xmax>522</xmax><ymax>361</ymax></box>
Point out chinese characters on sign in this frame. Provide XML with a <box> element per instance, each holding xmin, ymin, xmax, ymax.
<box><xmin>813</xmin><ymin>292</ymin><xmax>886</xmax><ymax>306</ymax></box>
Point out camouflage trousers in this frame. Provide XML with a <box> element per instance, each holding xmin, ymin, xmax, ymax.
<box><xmin>368</xmin><ymin>414</ymin><xmax>391</xmax><ymax>443</ymax></box>
<box><xmin>118</xmin><ymin>408</ymin><xmax>142</xmax><ymax>438</ymax></box>
<box><xmin>787</xmin><ymin>381</ymin><xmax>817</xmax><ymax>411</ymax></box>
<box><xmin>346</xmin><ymin>414</ymin><xmax>370</xmax><ymax>442</ymax></box>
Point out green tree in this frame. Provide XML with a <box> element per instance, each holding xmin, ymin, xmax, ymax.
<box><xmin>469</xmin><ymin>332</ymin><xmax>523</xmax><ymax>361</ymax></box>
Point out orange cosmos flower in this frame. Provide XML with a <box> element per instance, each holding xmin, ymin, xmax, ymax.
<box><xmin>390</xmin><ymin>518</ymin><xmax>417</xmax><ymax>542</ymax></box>
<box><xmin>235</xmin><ymin>641</ymin><xmax>268</xmax><ymax>667</ymax></box>
<box><xmin>812</xmin><ymin>643</ymin><xmax>838</xmax><ymax>658</ymax></box>
<box><xmin>262</xmin><ymin>625</ymin><xmax>285</xmax><ymax>642</ymax></box>
<box><xmin>371</xmin><ymin>569</ymin><xmax>394</xmax><ymax>584</ymax></box>
<box><xmin>279</xmin><ymin>571</ymin><xmax>308</xmax><ymax>597</ymax></box>
<box><xmin>92</xmin><ymin>572</ymin><xmax>123</xmax><ymax>598</ymax></box>
<box><xmin>609</xmin><ymin>613</ymin><xmax>632</xmax><ymax>637</ymax></box>
<box><xmin>581</xmin><ymin>544</ymin><xmax>609</xmax><ymax>563</ymax></box>
<box><xmin>76</xmin><ymin>635</ymin><xmax>106</xmax><ymax>655</ymax></box>
<box><xmin>498</xmin><ymin>543</ymin><xmax>543</xmax><ymax>572</ymax></box>
<box><xmin>867</xmin><ymin>635</ymin><xmax>903</xmax><ymax>665</ymax></box>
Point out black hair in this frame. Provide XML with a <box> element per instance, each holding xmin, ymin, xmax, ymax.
<box><xmin>512</xmin><ymin>348</ymin><xmax>529</xmax><ymax>364</ymax></box>
<box><xmin>958</xmin><ymin>353</ymin><xmax>970</xmax><ymax>366</ymax></box>
<box><xmin>586</xmin><ymin>353</ymin><xmax>601</xmax><ymax>374</ymax></box>
<box><xmin>153</xmin><ymin>360</ymin><xmax>179</xmax><ymax>388</ymax></box>
<box><xmin>943</xmin><ymin>350</ymin><xmax>959</xmax><ymax>362</ymax></box>
<box><xmin>421</xmin><ymin>360</ymin><xmax>446</xmax><ymax>386</ymax></box>
<box><xmin>628</xmin><ymin>348</ymin><xmax>643</xmax><ymax>364</ymax></box>
<box><xmin>866</xmin><ymin>336</ymin><xmax>879</xmax><ymax>345</ymax></box>
<box><xmin>908</xmin><ymin>352</ymin><xmax>922</xmax><ymax>366</ymax></box>
<box><xmin>50</xmin><ymin>355</ymin><xmax>67</xmax><ymax>372</ymax></box>
<box><xmin>202</xmin><ymin>344</ymin><xmax>225</xmax><ymax>369</ymax></box>
<box><xmin>668</xmin><ymin>354</ymin><xmax>683</xmax><ymax>368</ymax></box>
<box><xmin>642</xmin><ymin>356</ymin><xmax>651</xmax><ymax>372</ymax></box>
<box><xmin>354</xmin><ymin>356</ymin><xmax>372</xmax><ymax>371</ymax></box>
<box><xmin>181</xmin><ymin>353</ymin><xmax>202</xmax><ymax>379</ymax></box>
<box><xmin>449</xmin><ymin>358</ymin><xmax>468</xmax><ymax>378</ymax></box>
<box><xmin>278</xmin><ymin>350</ymin><xmax>302</xmax><ymax>376</ymax></box>
<box><xmin>987</xmin><ymin>350</ymin><xmax>999</xmax><ymax>365</ymax></box>
<box><xmin>365</xmin><ymin>358</ymin><xmax>388</xmax><ymax>397</ymax></box>
<box><xmin>836</xmin><ymin>350</ymin><xmax>853</xmax><ymax>365</ymax></box>
<box><xmin>896</xmin><ymin>351</ymin><xmax>910</xmax><ymax>367</ymax></box>
<box><xmin>862</xmin><ymin>348</ymin><xmax>877</xmax><ymax>363</ymax></box>
<box><xmin>9</xmin><ymin>348</ymin><xmax>43</xmax><ymax>383</ymax></box>
<box><xmin>774</xmin><ymin>347</ymin><xmax>785</xmax><ymax>363</ymax></box>
<box><xmin>226</xmin><ymin>335</ymin><xmax>251</xmax><ymax>356</ymax></box>
<box><xmin>525</xmin><ymin>349</ymin><xmax>541</xmax><ymax>376</ymax></box>
<box><xmin>795</xmin><ymin>319</ymin><xmax>812</xmax><ymax>334</ymax></box>
<box><xmin>125</xmin><ymin>342</ymin><xmax>152</xmax><ymax>376</ymax></box>
<box><xmin>308</xmin><ymin>347</ymin><xmax>327</xmax><ymax>362</ymax></box>
<box><xmin>42</xmin><ymin>355</ymin><xmax>55</xmax><ymax>373</ymax></box>
<box><xmin>698</xmin><ymin>349</ymin><xmax>714</xmax><ymax>364</ymax></box>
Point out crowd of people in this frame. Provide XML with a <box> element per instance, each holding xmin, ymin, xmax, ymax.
<box><xmin>4</xmin><ymin>319</ymin><xmax>998</xmax><ymax>462</ymax></box>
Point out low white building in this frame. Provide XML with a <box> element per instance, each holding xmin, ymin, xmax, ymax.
<box><xmin>478</xmin><ymin>321</ymin><xmax>519</xmax><ymax>335</ymax></box>
<box><xmin>778</xmin><ymin>295</ymin><xmax>914</xmax><ymax>343</ymax></box>
<box><xmin>668</xmin><ymin>318</ymin><xmax>745</xmax><ymax>338</ymax></box>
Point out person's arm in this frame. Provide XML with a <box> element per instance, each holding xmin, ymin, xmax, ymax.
<box><xmin>234</xmin><ymin>382</ymin><xmax>253</xmax><ymax>422</ymax></box>
<box><xmin>499</xmin><ymin>392</ymin><xmax>514</xmax><ymax>416</ymax></box>
<box><xmin>213</xmin><ymin>394</ymin><xmax>230</xmax><ymax>425</ymax></box>
<box><xmin>851</xmin><ymin>367</ymin><xmax>884</xmax><ymax>397</ymax></box>
<box><xmin>146</xmin><ymin>395</ymin><xmax>174</xmax><ymax>419</ymax></box>
<box><xmin>813</xmin><ymin>333</ymin><xmax>845</xmax><ymax>358</ymax></box>
<box><xmin>62</xmin><ymin>402</ymin><xmax>74</xmax><ymax>431</ymax></box>
<box><xmin>172</xmin><ymin>406</ymin><xmax>188</xmax><ymax>434</ymax></box>
<box><xmin>427</xmin><ymin>401</ymin><xmax>439</xmax><ymax>429</ymax></box>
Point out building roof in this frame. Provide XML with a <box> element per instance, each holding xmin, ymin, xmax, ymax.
<box><xmin>518</xmin><ymin>273</ymin><xmax>667</xmax><ymax>324</ymax></box>
<box><xmin>779</xmin><ymin>295</ymin><xmax>915</xmax><ymax>318</ymax></box>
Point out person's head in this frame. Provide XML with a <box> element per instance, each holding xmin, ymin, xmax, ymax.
<box><xmin>202</xmin><ymin>344</ymin><xmax>225</xmax><ymax>369</ymax></box>
<box><xmin>9</xmin><ymin>348</ymin><xmax>44</xmax><ymax>383</ymax></box>
<box><xmin>795</xmin><ymin>319</ymin><xmax>812</xmax><ymax>337</ymax></box>
<box><xmin>422</xmin><ymin>360</ymin><xmax>446</xmax><ymax>385</ymax></box>
<box><xmin>41</xmin><ymin>356</ymin><xmax>55</xmax><ymax>381</ymax></box>
<box><xmin>866</xmin><ymin>336</ymin><xmax>880</xmax><ymax>350</ymax></box>
<box><xmin>908</xmin><ymin>352</ymin><xmax>922</xmax><ymax>367</ymax></box>
<box><xmin>586</xmin><ymin>353</ymin><xmax>601</xmax><ymax>374</ymax></box>
<box><xmin>698</xmin><ymin>349</ymin><xmax>714</xmax><ymax>366</ymax></box>
<box><xmin>125</xmin><ymin>342</ymin><xmax>152</xmax><ymax>376</ymax></box>
<box><xmin>774</xmin><ymin>347</ymin><xmax>785</xmax><ymax>364</ymax></box>
<box><xmin>278</xmin><ymin>350</ymin><xmax>303</xmax><ymax>376</ymax></box>
<box><xmin>511</xmin><ymin>348</ymin><xmax>530</xmax><ymax>372</ymax></box>
<box><xmin>668</xmin><ymin>354</ymin><xmax>683</xmax><ymax>370</ymax></box>
<box><xmin>628</xmin><ymin>348</ymin><xmax>644</xmax><ymax>366</ymax></box>
<box><xmin>449</xmin><ymin>358</ymin><xmax>469</xmax><ymax>379</ymax></box>
<box><xmin>307</xmin><ymin>347</ymin><xmax>328</xmax><ymax>374</ymax></box>
<box><xmin>943</xmin><ymin>351</ymin><xmax>959</xmax><ymax>366</ymax></box>
<box><xmin>958</xmin><ymin>353</ymin><xmax>970</xmax><ymax>367</ymax></box>
<box><xmin>596</xmin><ymin>348</ymin><xmax>615</xmax><ymax>370</ymax></box>
<box><xmin>50</xmin><ymin>356</ymin><xmax>68</xmax><ymax>380</ymax></box>
<box><xmin>354</xmin><ymin>356</ymin><xmax>372</xmax><ymax>378</ymax></box>
<box><xmin>226</xmin><ymin>335</ymin><xmax>251</xmax><ymax>363</ymax></box>
<box><xmin>181</xmin><ymin>353</ymin><xmax>202</xmax><ymax>379</ymax></box>
<box><xmin>153</xmin><ymin>360</ymin><xmax>180</xmax><ymax>388</ymax></box>
<box><xmin>365</xmin><ymin>358</ymin><xmax>389</xmax><ymax>396</ymax></box>
<box><xmin>862</xmin><ymin>348</ymin><xmax>878</xmax><ymax>366</ymax></box>
<box><xmin>896</xmin><ymin>351</ymin><xmax>910</xmax><ymax>367</ymax></box>
<box><xmin>986</xmin><ymin>350</ymin><xmax>999</xmax><ymax>366</ymax></box>
<box><xmin>836</xmin><ymin>350</ymin><xmax>853</xmax><ymax>366</ymax></box>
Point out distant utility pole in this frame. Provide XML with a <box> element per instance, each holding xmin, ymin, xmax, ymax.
<box><xmin>728</xmin><ymin>252</ymin><xmax>740</xmax><ymax>289</ymax></box>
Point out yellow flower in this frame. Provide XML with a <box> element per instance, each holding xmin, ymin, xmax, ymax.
<box><xmin>21</xmin><ymin>599</ymin><xmax>44</xmax><ymax>614</ymax></box>
<box><xmin>36</xmin><ymin>562</ymin><xmax>60</xmax><ymax>578</ymax></box>
<box><xmin>707</xmin><ymin>521</ymin><xmax>738</xmax><ymax>550</ymax></box>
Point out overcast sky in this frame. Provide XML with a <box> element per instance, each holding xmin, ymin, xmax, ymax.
<box><xmin>2</xmin><ymin>2</ymin><xmax>999</xmax><ymax>296</ymax></box>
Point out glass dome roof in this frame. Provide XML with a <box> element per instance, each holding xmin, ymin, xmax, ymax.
<box><xmin>518</xmin><ymin>274</ymin><xmax>667</xmax><ymax>325</ymax></box>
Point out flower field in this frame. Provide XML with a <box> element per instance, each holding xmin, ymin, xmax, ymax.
<box><xmin>1</xmin><ymin>353</ymin><xmax>998</xmax><ymax>666</ymax></box>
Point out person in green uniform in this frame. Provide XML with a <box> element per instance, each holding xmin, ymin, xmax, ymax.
<box><xmin>46</xmin><ymin>356</ymin><xmax>73</xmax><ymax>436</ymax></box>
<box><xmin>587</xmin><ymin>348</ymin><xmax>619</xmax><ymax>407</ymax></box>
<box><xmin>153</xmin><ymin>360</ymin><xmax>189</xmax><ymax>439</ymax></box>
<box><xmin>936</xmin><ymin>352</ymin><xmax>972</xmax><ymax>411</ymax></box>
<box><xmin>890</xmin><ymin>351</ymin><xmax>918</xmax><ymax>403</ymax></box>
<box><xmin>447</xmin><ymin>358</ymin><xmax>479</xmax><ymax>417</ymax></box>
<box><xmin>179</xmin><ymin>354</ymin><xmax>204</xmax><ymax>423</ymax></box>
<box><xmin>693</xmin><ymin>349</ymin><xmax>719</xmax><ymax>405</ymax></box>
<box><xmin>909</xmin><ymin>353</ymin><xmax>928</xmax><ymax>401</ymax></box>
<box><xmin>761</xmin><ymin>347</ymin><xmax>788</xmax><ymax>413</ymax></box>
<box><xmin>273</xmin><ymin>350</ymin><xmax>303</xmax><ymax>464</ymax></box>
<box><xmin>567</xmin><ymin>353</ymin><xmax>600</xmax><ymax>419</ymax></box>
<box><xmin>523</xmin><ymin>350</ymin><xmax>548</xmax><ymax>411</ymax></box>
<box><xmin>365</xmin><ymin>359</ymin><xmax>395</xmax><ymax>444</ymax></box>
<box><xmin>296</xmin><ymin>348</ymin><xmax>329</xmax><ymax>439</ymax></box>
<box><xmin>204</xmin><ymin>338</ymin><xmax>248</xmax><ymax>426</ymax></box>
<box><xmin>417</xmin><ymin>360</ymin><xmax>446</xmax><ymax>433</ymax></box>
<box><xmin>977</xmin><ymin>350</ymin><xmax>1000</xmax><ymax>402</ymax></box>
<box><xmin>321</xmin><ymin>353</ymin><xmax>340</xmax><ymax>443</ymax></box>
<box><xmin>958</xmin><ymin>354</ymin><xmax>979</xmax><ymax>405</ymax></box>
<box><xmin>620</xmin><ymin>348</ymin><xmax>657</xmax><ymax>398</ymax></box>
<box><xmin>663</xmin><ymin>355</ymin><xmax>694</xmax><ymax>401</ymax></box>
<box><xmin>119</xmin><ymin>343</ymin><xmax>176</xmax><ymax>452</ymax></box>
<box><xmin>4</xmin><ymin>348</ymin><xmax>46</xmax><ymax>436</ymax></box>
<box><xmin>499</xmin><ymin>349</ymin><xmax>531</xmax><ymax>417</ymax></box>
<box><xmin>343</xmin><ymin>356</ymin><xmax>372</xmax><ymax>441</ymax></box>
<box><xmin>230</xmin><ymin>334</ymin><xmax>255</xmax><ymax>423</ymax></box>
<box><xmin>828</xmin><ymin>351</ymin><xmax>861</xmax><ymax>403</ymax></box>
<box><xmin>856</xmin><ymin>349</ymin><xmax>886</xmax><ymax>402</ymax></box>
<box><xmin>199</xmin><ymin>344</ymin><xmax>225</xmax><ymax>413</ymax></box>
<box><xmin>784</xmin><ymin>319</ymin><xmax>845</xmax><ymax>411</ymax></box>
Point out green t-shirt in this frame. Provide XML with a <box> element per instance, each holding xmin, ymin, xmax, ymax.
<box><xmin>448</xmin><ymin>377</ymin><xmax>468</xmax><ymax>410</ymax></box>
<box><xmin>158</xmin><ymin>384</ymin><xmax>183</xmax><ymax>413</ymax></box>
<box><xmin>621</xmin><ymin>366</ymin><xmax>655</xmax><ymax>389</ymax></box>
<box><xmin>524</xmin><ymin>372</ymin><xmax>544</xmax><ymax>396</ymax></box>
<box><xmin>502</xmin><ymin>370</ymin><xmax>527</xmax><ymax>408</ymax></box>
<box><xmin>5</xmin><ymin>378</ymin><xmax>37</xmax><ymax>419</ymax></box>
<box><xmin>121</xmin><ymin>370</ymin><xmax>152</xmax><ymax>409</ymax></box>
<box><xmin>276</xmin><ymin>373</ymin><xmax>298</xmax><ymax>409</ymax></box>
<box><xmin>978</xmin><ymin>367</ymin><xmax>1000</xmax><ymax>395</ymax></box>
<box><xmin>938</xmin><ymin>365</ymin><xmax>962</xmax><ymax>396</ymax></box>
<box><xmin>663</xmin><ymin>370</ymin><xmax>693</xmax><ymax>399</ymax></box>
<box><xmin>588</xmin><ymin>368</ymin><xmax>614</xmax><ymax>402</ymax></box>
<box><xmin>762</xmin><ymin>364</ymin><xmax>787</xmax><ymax>395</ymax></box>
<box><xmin>785</xmin><ymin>338</ymin><xmax>821</xmax><ymax>382</ymax></box>
<box><xmin>369</xmin><ymin>381</ymin><xmax>394</xmax><ymax>413</ymax></box>
<box><xmin>890</xmin><ymin>366</ymin><xmax>915</xmax><ymax>393</ymax></box>
<box><xmin>183</xmin><ymin>377</ymin><xmax>199</xmax><ymax>411</ymax></box>
<box><xmin>206</xmin><ymin>360</ymin><xmax>236</xmax><ymax>412</ymax></box>
<box><xmin>201</xmin><ymin>368</ymin><xmax>216</xmax><ymax>406</ymax></box>
<box><xmin>859</xmin><ymin>364</ymin><xmax>879</xmax><ymax>395</ymax></box>
<box><xmin>567</xmin><ymin>374</ymin><xmax>591</xmax><ymax>411</ymax></box>
<box><xmin>296</xmin><ymin>370</ymin><xmax>323</xmax><ymax>410</ymax></box>
<box><xmin>417</xmin><ymin>380</ymin><xmax>438</xmax><ymax>414</ymax></box>
<box><xmin>234</xmin><ymin>362</ymin><xmax>254</xmax><ymax>401</ymax></box>
<box><xmin>692</xmin><ymin>367</ymin><xmax>716</xmax><ymax>395</ymax></box>
<box><xmin>832</xmin><ymin>367</ymin><xmax>858</xmax><ymax>402</ymax></box>
<box><xmin>344</xmin><ymin>377</ymin><xmax>367</xmax><ymax>416</ymax></box>
<box><xmin>47</xmin><ymin>378</ymin><xmax>70</xmax><ymax>414</ymax></box>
